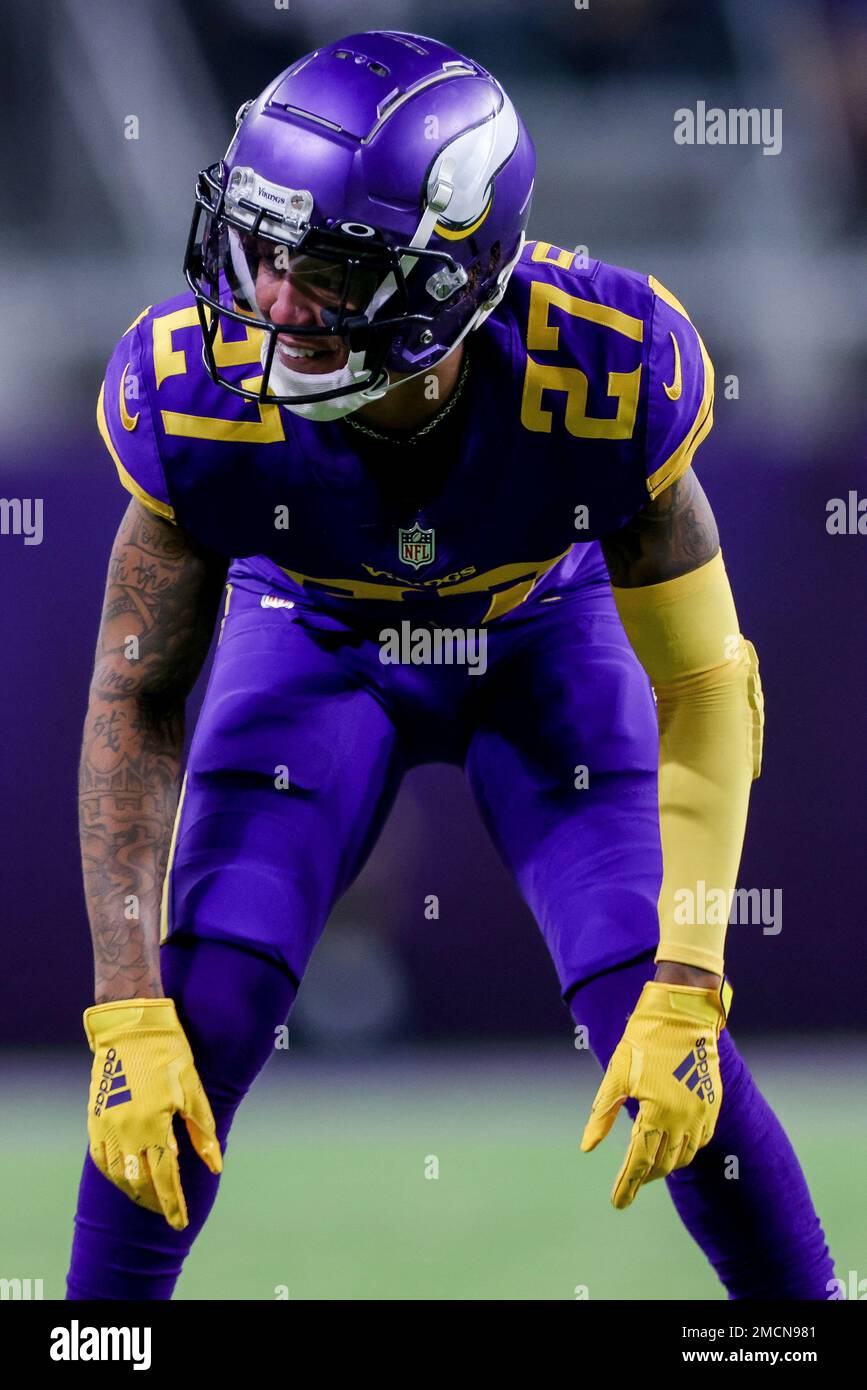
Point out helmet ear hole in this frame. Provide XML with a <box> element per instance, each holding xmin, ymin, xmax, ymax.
<box><xmin>339</xmin><ymin>221</ymin><xmax>377</xmax><ymax>238</ymax></box>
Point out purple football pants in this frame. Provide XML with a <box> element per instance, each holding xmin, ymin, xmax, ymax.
<box><xmin>159</xmin><ymin>561</ymin><xmax>666</xmax><ymax>989</ymax></box>
<box><xmin>66</xmin><ymin>562</ymin><xmax>834</xmax><ymax>1298</ymax></box>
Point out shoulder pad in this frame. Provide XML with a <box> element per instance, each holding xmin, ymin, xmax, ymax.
<box><xmin>97</xmin><ymin>303</ymin><xmax>175</xmax><ymax>522</ymax></box>
<box><xmin>644</xmin><ymin>275</ymin><xmax>714</xmax><ymax>499</ymax></box>
<box><xmin>508</xmin><ymin>247</ymin><xmax>714</xmax><ymax>500</ymax></box>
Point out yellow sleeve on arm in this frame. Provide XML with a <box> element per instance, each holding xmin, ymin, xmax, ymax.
<box><xmin>611</xmin><ymin>552</ymin><xmax>765</xmax><ymax>976</ymax></box>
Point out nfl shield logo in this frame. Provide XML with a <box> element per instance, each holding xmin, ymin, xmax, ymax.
<box><xmin>398</xmin><ymin>521</ymin><xmax>435</xmax><ymax>570</ymax></box>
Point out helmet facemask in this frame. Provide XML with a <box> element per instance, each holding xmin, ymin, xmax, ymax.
<box><xmin>184</xmin><ymin>162</ymin><xmax>478</xmax><ymax>418</ymax></box>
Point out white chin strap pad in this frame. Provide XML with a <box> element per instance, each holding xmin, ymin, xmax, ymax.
<box><xmin>261</xmin><ymin>337</ymin><xmax>387</xmax><ymax>421</ymax></box>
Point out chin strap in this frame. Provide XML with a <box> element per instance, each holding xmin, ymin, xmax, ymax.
<box><xmin>363</xmin><ymin>158</ymin><xmax>458</xmax><ymax>327</ymax></box>
<box><xmin>344</xmin><ymin>160</ymin><xmax>458</xmax><ymax>391</ymax></box>
<box><xmin>362</xmin><ymin>231</ymin><xmax>527</xmax><ymax>403</ymax></box>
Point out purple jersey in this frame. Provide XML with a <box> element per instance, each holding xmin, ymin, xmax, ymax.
<box><xmin>97</xmin><ymin>239</ymin><xmax>713</xmax><ymax>628</ymax></box>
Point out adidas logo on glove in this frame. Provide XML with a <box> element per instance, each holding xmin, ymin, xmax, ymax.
<box><xmin>672</xmin><ymin>1037</ymin><xmax>716</xmax><ymax>1103</ymax></box>
<box><xmin>93</xmin><ymin>1047</ymin><xmax>132</xmax><ymax>1117</ymax></box>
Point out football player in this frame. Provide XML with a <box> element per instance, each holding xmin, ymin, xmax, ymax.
<box><xmin>68</xmin><ymin>30</ymin><xmax>833</xmax><ymax>1299</ymax></box>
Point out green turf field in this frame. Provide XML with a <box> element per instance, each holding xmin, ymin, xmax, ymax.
<box><xmin>2</xmin><ymin>1040</ymin><xmax>864</xmax><ymax>1300</ymax></box>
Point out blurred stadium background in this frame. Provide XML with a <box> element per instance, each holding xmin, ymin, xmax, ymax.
<box><xmin>1</xmin><ymin>0</ymin><xmax>865</xmax><ymax>1298</ymax></box>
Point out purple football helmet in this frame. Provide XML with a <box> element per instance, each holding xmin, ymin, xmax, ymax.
<box><xmin>184</xmin><ymin>30</ymin><xmax>536</xmax><ymax>415</ymax></box>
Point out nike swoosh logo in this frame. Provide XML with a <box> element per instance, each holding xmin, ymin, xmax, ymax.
<box><xmin>119</xmin><ymin>364</ymin><xmax>140</xmax><ymax>431</ymax></box>
<box><xmin>663</xmin><ymin>331</ymin><xmax>682</xmax><ymax>401</ymax></box>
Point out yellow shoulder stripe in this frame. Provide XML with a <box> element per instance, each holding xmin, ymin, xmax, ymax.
<box><xmin>645</xmin><ymin>275</ymin><xmax>714</xmax><ymax>500</ymax></box>
<box><xmin>646</xmin><ymin>331</ymin><xmax>714</xmax><ymax>500</ymax></box>
<box><xmin>96</xmin><ymin>380</ymin><xmax>176</xmax><ymax>523</ymax></box>
<box><xmin>122</xmin><ymin>304</ymin><xmax>152</xmax><ymax>337</ymax></box>
<box><xmin>648</xmin><ymin>275</ymin><xmax>692</xmax><ymax>322</ymax></box>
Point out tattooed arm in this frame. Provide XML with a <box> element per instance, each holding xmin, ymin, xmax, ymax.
<box><xmin>600</xmin><ymin>468</ymin><xmax>719</xmax><ymax>588</ymax></box>
<box><xmin>79</xmin><ymin>500</ymin><xmax>228</xmax><ymax>1003</ymax></box>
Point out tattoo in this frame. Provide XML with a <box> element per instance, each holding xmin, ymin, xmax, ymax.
<box><xmin>79</xmin><ymin>501</ymin><xmax>227</xmax><ymax>1002</ymax></box>
<box><xmin>91</xmin><ymin>505</ymin><xmax>223</xmax><ymax>706</ymax></box>
<box><xmin>600</xmin><ymin>469</ymin><xmax>720</xmax><ymax>588</ymax></box>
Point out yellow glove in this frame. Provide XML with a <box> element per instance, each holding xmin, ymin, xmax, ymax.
<box><xmin>84</xmin><ymin>997</ymin><xmax>222</xmax><ymax>1230</ymax></box>
<box><xmin>580</xmin><ymin>979</ymin><xmax>732</xmax><ymax>1209</ymax></box>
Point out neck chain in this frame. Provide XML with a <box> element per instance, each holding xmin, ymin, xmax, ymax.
<box><xmin>344</xmin><ymin>350</ymin><xmax>471</xmax><ymax>445</ymax></box>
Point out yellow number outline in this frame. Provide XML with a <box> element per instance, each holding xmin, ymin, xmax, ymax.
<box><xmin>520</xmin><ymin>280</ymin><xmax>644</xmax><ymax>440</ymax></box>
<box><xmin>153</xmin><ymin>307</ymin><xmax>285</xmax><ymax>445</ymax></box>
